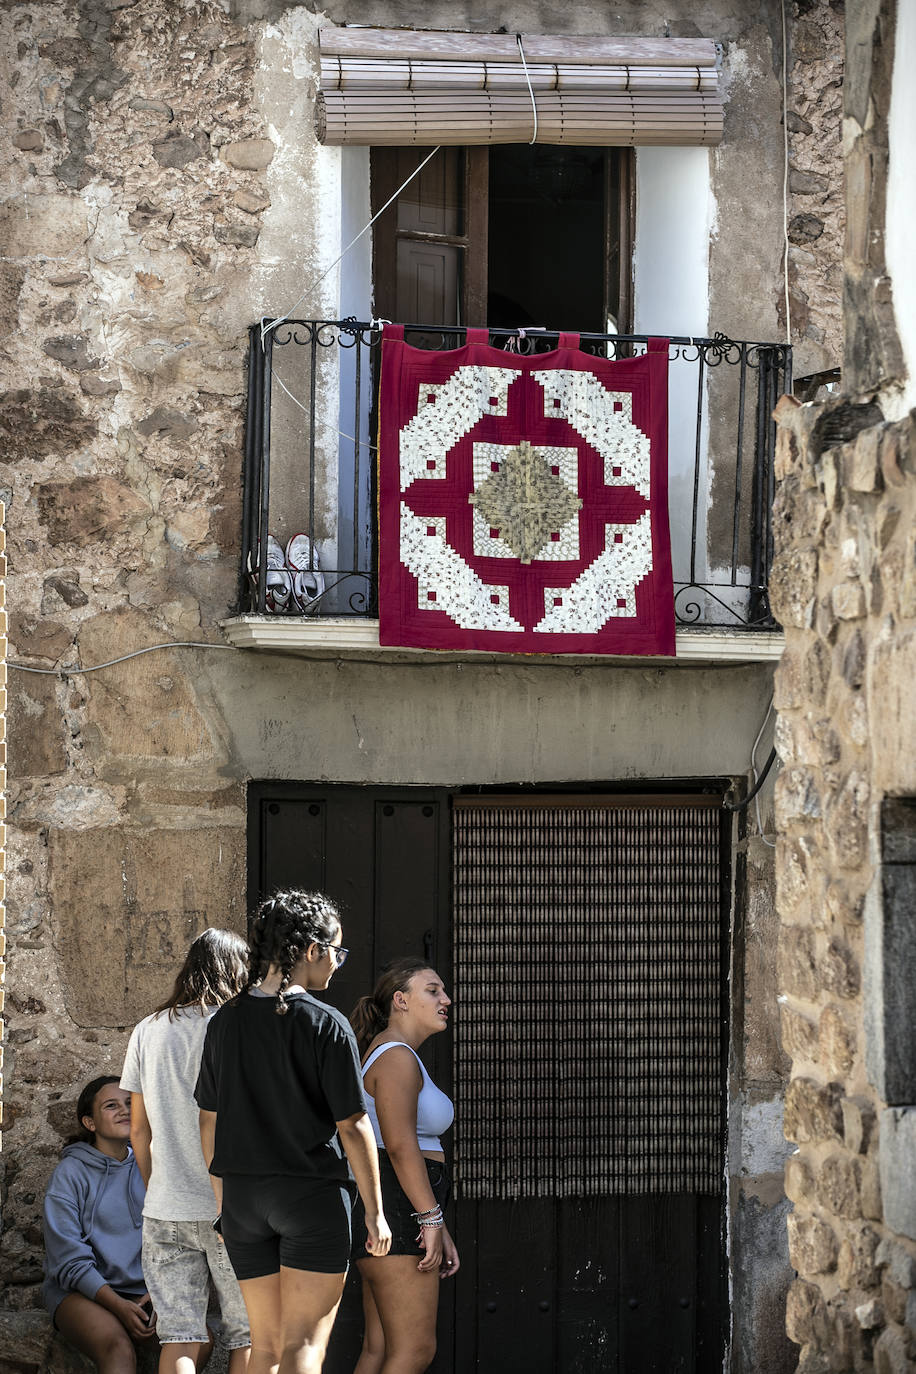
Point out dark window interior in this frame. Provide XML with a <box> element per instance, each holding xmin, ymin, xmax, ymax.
<box><xmin>486</xmin><ymin>145</ymin><xmax>614</xmax><ymax>333</ymax></box>
<box><xmin>372</xmin><ymin>145</ymin><xmax>631</xmax><ymax>334</ymax></box>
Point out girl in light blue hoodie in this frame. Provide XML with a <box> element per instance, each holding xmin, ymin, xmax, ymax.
<box><xmin>43</xmin><ymin>1075</ymin><xmax>155</xmax><ymax>1373</ymax></box>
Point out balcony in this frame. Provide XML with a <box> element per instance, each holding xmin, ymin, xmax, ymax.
<box><xmin>224</xmin><ymin>321</ymin><xmax>791</xmax><ymax>664</ymax></box>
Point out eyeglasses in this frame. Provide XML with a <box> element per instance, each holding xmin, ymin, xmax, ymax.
<box><xmin>328</xmin><ymin>943</ymin><xmax>349</xmax><ymax>968</ymax></box>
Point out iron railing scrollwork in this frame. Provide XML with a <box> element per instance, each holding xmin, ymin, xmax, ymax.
<box><xmin>240</xmin><ymin>321</ymin><xmax>791</xmax><ymax>629</ymax></box>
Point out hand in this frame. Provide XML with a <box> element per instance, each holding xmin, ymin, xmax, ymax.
<box><xmin>115</xmin><ymin>1293</ymin><xmax>157</xmax><ymax>1341</ymax></box>
<box><xmin>365</xmin><ymin>1210</ymin><xmax>392</xmax><ymax>1257</ymax></box>
<box><xmin>439</xmin><ymin>1226</ymin><xmax>460</xmax><ymax>1279</ymax></box>
<box><xmin>417</xmin><ymin>1222</ymin><xmax>444</xmax><ymax>1273</ymax></box>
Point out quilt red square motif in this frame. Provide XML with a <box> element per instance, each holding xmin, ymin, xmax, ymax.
<box><xmin>378</xmin><ymin>326</ymin><xmax>675</xmax><ymax>655</ymax></box>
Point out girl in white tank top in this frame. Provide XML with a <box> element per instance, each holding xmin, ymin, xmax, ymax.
<box><xmin>350</xmin><ymin>959</ymin><xmax>460</xmax><ymax>1372</ymax></box>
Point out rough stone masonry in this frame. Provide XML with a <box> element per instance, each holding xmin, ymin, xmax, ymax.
<box><xmin>771</xmin><ymin>2</ymin><xmax>916</xmax><ymax>1369</ymax></box>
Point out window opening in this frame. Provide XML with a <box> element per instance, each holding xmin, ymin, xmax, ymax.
<box><xmin>371</xmin><ymin>145</ymin><xmax>631</xmax><ymax>334</ymax></box>
<box><xmin>486</xmin><ymin>145</ymin><xmax>610</xmax><ymax>333</ymax></box>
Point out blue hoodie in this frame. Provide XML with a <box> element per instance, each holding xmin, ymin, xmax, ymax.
<box><xmin>42</xmin><ymin>1141</ymin><xmax>145</xmax><ymax>1317</ymax></box>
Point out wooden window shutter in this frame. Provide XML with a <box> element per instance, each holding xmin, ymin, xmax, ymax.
<box><xmin>317</xmin><ymin>30</ymin><xmax>723</xmax><ymax>149</ymax></box>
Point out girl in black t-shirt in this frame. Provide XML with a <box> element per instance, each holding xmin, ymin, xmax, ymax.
<box><xmin>196</xmin><ymin>890</ymin><xmax>391</xmax><ymax>1374</ymax></box>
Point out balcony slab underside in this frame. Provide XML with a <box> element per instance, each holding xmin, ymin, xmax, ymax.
<box><xmin>221</xmin><ymin>615</ymin><xmax>784</xmax><ymax>665</ymax></box>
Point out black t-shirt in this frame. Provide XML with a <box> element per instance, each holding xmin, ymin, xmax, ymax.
<box><xmin>194</xmin><ymin>991</ymin><xmax>368</xmax><ymax>1182</ymax></box>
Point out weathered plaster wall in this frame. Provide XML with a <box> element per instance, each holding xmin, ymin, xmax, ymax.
<box><xmin>885</xmin><ymin>0</ymin><xmax>916</xmax><ymax>414</ymax></box>
<box><xmin>0</xmin><ymin>0</ymin><xmax>262</xmax><ymax>1318</ymax></box>
<box><xmin>784</xmin><ymin>0</ymin><xmax>845</xmax><ymax>381</ymax></box>
<box><xmin>0</xmin><ymin>2</ymin><xmax>817</xmax><ymax>1367</ymax></box>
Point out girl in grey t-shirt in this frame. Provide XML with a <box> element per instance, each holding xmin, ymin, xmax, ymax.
<box><xmin>120</xmin><ymin>929</ymin><xmax>251</xmax><ymax>1374</ymax></box>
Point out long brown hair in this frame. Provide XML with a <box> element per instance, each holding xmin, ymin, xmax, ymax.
<box><xmin>350</xmin><ymin>957</ymin><xmax>432</xmax><ymax>1055</ymax></box>
<box><xmin>154</xmin><ymin>928</ymin><xmax>248</xmax><ymax>1020</ymax></box>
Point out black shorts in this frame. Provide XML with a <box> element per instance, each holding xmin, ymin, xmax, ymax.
<box><xmin>221</xmin><ymin>1174</ymin><xmax>353</xmax><ymax>1278</ymax></box>
<box><xmin>351</xmin><ymin>1152</ymin><xmax>450</xmax><ymax>1261</ymax></box>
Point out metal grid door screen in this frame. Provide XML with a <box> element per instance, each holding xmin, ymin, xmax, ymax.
<box><xmin>453</xmin><ymin>799</ymin><xmax>724</xmax><ymax>1200</ymax></box>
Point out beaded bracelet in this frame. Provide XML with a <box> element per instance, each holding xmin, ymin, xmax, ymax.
<box><xmin>412</xmin><ymin>1204</ymin><xmax>444</xmax><ymax>1227</ymax></box>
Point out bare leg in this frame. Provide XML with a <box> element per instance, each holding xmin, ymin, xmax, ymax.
<box><xmin>357</xmin><ymin>1256</ymin><xmax>439</xmax><ymax>1374</ymax></box>
<box><xmin>238</xmin><ymin>1274</ymin><xmax>282</xmax><ymax>1374</ymax></box>
<box><xmin>55</xmin><ymin>1293</ymin><xmax>139</xmax><ymax>1374</ymax></box>
<box><xmin>276</xmin><ymin>1268</ymin><xmax>345</xmax><ymax>1374</ymax></box>
<box><xmin>197</xmin><ymin>1332</ymin><xmax>215</xmax><ymax>1371</ymax></box>
<box><xmin>228</xmin><ymin>1347</ymin><xmax>252</xmax><ymax>1374</ymax></box>
<box><xmin>238</xmin><ymin>1269</ymin><xmax>343</xmax><ymax>1374</ymax></box>
<box><xmin>158</xmin><ymin>1334</ymin><xmax>214</xmax><ymax>1374</ymax></box>
<box><xmin>352</xmin><ymin>1277</ymin><xmax>384</xmax><ymax>1374</ymax></box>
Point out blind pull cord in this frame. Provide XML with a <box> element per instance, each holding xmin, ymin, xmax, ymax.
<box><xmin>516</xmin><ymin>33</ymin><xmax>539</xmax><ymax>145</ymax></box>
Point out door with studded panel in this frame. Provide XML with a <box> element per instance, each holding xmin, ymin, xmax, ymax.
<box><xmin>249</xmin><ymin>784</ymin><xmax>729</xmax><ymax>1372</ymax></box>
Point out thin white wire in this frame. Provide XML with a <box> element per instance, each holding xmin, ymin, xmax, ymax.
<box><xmin>781</xmin><ymin>0</ymin><xmax>792</xmax><ymax>348</ymax></box>
<box><xmin>516</xmin><ymin>34</ymin><xmax>539</xmax><ymax>145</ymax></box>
<box><xmin>272</xmin><ymin>370</ymin><xmax>377</xmax><ymax>450</ymax></box>
<box><xmin>10</xmin><ymin>641</ymin><xmax>235</xmax><ymax>676</ymax></box>
<box><xmin>260</xmin><ymin>145</ymin><xmax>442</xmax><ymax>347</ymax></box>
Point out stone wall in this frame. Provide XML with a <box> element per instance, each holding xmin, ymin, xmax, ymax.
<box><xmin>771</xmin><ymin>1</ymin><xmax>916</xmax><ymax>1368</ymax></box>
<box><xmin>771</xmin><ymin>396</ymin><xmax>916</xmax><ymax>1372</ymax></box>
<box><xmin>0</xmin><ymin>508</ymin><xmax>7</xmax><ymax>1149</ymax></box>
<box><xmin>0</xmin><ymin>0</ymin><xmax>257</xmax><ymax>1312</ymax></box>
<box><xmin>785</xmin><ymin>0</ymin><xmax>845</xmax><ymax>380</ymax></box>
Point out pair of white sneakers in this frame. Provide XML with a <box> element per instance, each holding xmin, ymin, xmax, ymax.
<box><xmin>258</xmin><ymin>533</ymin><xmax>325</xmax><ymax>613</ymax></box>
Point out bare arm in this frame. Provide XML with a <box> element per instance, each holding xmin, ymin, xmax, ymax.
<box><xmin>129</xmin><ymin>1093</ymin><xmax>153</xmax><ymax>1189</ymax></box>
<box><xmin>369</xmin><ymin>1049</ymin><xmax>438</xmax><ymax>1216</ymax></box>
<box><xmin>95</xmin><ymin>1284</ymin><xmax>156</xmax><ymax>1340</ymax></box>
<box><xmin>370</xmin><ymin>1048</ymin><xmax>454</xmax><ymax>1273</ymax></box>
<box><xmin>336</xmin><ymin>1112</ymin><xmax>391</xmax><ymax>1256</ymax></box>
<box><xmin>198</xmin><ymin>1109</ymin><xmax>222</xmax><ymax>1215</ymax></box>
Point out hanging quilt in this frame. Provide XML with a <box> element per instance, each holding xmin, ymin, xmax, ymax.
<box><xmin>378</xmin><ymin>326</ymin><xmax>675</xmax><ymax>656</ymax></box>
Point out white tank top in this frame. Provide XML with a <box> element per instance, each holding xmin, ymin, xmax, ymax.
<box><xmin>361</xmin><ymin>1041</ymin><xmax>454</xmax><ymax>1153</ymax></box>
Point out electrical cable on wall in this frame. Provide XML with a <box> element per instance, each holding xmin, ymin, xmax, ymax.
<box><xmin>9</xmin><ymin>641</ymin><xmax>236</xmax><ymax>677</ymax></box>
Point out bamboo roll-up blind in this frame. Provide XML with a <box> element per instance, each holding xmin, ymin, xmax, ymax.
<box><xmin>317</xmin><ymin>29</ymin><xmax>723</xmax><ymax>148</ymax></box>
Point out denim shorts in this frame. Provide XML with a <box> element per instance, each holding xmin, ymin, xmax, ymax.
<box><xmin>351</xmin><ymin>1153</ymin><xmax>450</xmax><ymax>1261</ymax></box>
<box><xmin>141</xmin><ymin>1217</ymin><xmax>250</xmax><ymax>1349</ymax></box>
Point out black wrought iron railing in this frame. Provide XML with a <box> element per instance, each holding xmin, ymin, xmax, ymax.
<box><xmin>240</xmin><ymin>321</ymin><xmax>791</xmax><ymax>629</ymax></box>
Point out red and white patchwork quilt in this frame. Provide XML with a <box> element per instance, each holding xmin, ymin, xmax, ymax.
<box><xmin>378</xmin><ymin>326</ymin><xmax>674</xmax><ymax>655</ymax></box>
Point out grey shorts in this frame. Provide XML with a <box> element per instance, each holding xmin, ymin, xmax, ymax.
<box><xmin>142</xmin><ymin>1217</ymin><xmax>250</xmax><ymax>1349</ymax></box>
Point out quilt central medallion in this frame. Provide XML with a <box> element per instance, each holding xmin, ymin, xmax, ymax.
<box><xmin>469</xmin><ymin>441</ymin><xmax>582</xmax><ymax>564</ymax></box>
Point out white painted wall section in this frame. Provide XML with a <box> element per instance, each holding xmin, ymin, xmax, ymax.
<box><xmin>336</xmin><ymin>148</ymin><xmax>374</xmax><ymax>601</ymax></box>
<box><xmin>886</xmin><ymin>0</ymin><xmax>916</xmax><ymax>415</ymax></box>
<box><xmin>633</xmin><ymin>148</ymin><xmax>714</xmax><ymax>588</ymax></box>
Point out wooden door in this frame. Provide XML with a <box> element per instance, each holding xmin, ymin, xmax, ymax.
<box><xmin>247</xmin><ymin>783</ymin><xmax>455</xmax><ymax>1371</ymax></box>
<box><xmin>249</xmin><ymin>785</ymin><xmax>728</xmax><ymax>1372</ymax></box>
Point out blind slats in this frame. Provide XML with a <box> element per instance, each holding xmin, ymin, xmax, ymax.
<box><xmin>321</xmin><ymin>57</ymin><xmax>720</xmax><ymax>94</ymax></box>
<box><xmin>318</xmin><ymin>92</ymin><xmax>724</xmax><ymax>148</ymax></box>
<box><xmin>317</xmin><ymin>31</ymin><xmax>723</xmax><ymax>148</ymax></box>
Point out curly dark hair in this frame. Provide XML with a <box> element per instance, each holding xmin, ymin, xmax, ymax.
<box><xmin>247</xmin><ymin>889</ymin><xmax>341</xmax><ymax>1015</ymax></box>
